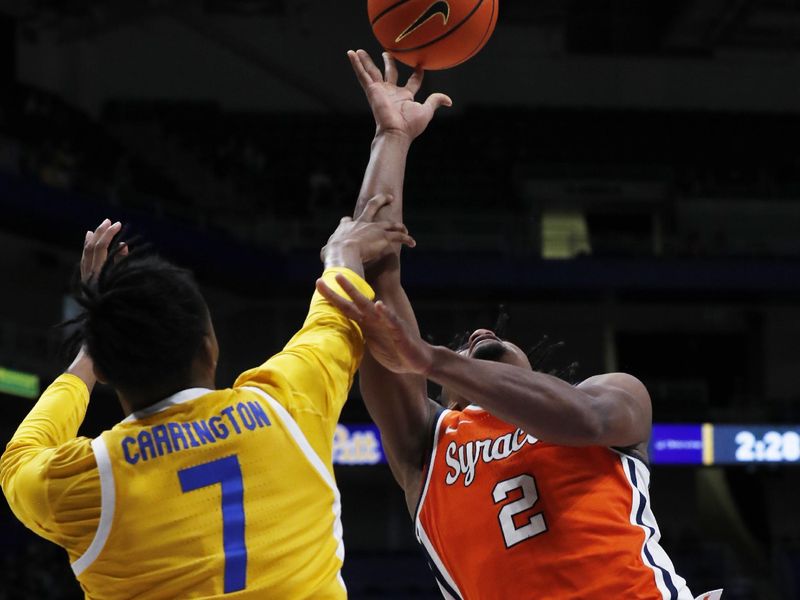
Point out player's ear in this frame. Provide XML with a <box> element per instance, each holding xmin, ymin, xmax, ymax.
<box><xmin>200</xmin><ymin>328</ymin><xmax>219</xmax><ymax>372</ymax></box>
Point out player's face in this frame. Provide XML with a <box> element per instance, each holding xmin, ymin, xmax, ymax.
<box><xmin>442</xmin><ymin>329</ymin><xmax>532</xmax><ymax>410</ymax></box>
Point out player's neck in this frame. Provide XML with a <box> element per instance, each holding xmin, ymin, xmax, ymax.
<box><xmin>117</xmin><ymin>373</ymin><xmax>215</xmax><ymax>416</ymax></box>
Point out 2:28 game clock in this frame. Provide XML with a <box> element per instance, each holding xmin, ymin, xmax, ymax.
<box><xmin>715</xmin><ymin>426</ymin><xmax>800</xmax><ymax>463</ymax></box>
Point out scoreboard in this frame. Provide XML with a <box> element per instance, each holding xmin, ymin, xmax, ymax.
<box><xmin>651</xmin><ymin>423</ymin><xmax>800</xmax><ymax>465</ymax></box>
<box><xmin>334</xmin><ymin>423</ymin><xmax>800</xmax><ymax>466</ymax></box>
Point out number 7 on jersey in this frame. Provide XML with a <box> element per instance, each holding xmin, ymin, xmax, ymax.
<box><xmin>179</xmin><ymin>455</ymin><xmax>247</xmax><ymax>593</ymax></box>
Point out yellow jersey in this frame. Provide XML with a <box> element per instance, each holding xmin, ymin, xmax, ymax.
<box><xmin>0</xmin><ymin>267</ymin><xmax>373</xmax><ymax>599</ymax></box>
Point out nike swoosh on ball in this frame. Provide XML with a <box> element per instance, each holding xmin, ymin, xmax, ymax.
<box><xmin>395</xmin><ymin>1</ymin><xmax>450</xmax><ymax>43</ymax></box>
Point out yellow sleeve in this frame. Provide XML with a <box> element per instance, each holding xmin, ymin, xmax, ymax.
<box><xmin>234</xmin><ymin>267</ymin><xmax>374</xmax><ymax>426</ymax></box>
<box><xmin>0</xmin><ymin>374</ymin><xmax>100</xmax><ymax>558</ymax></box>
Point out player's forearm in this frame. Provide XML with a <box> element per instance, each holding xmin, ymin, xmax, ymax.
<box><xmin>355</xmin><ymin>131</ymin><xmax>412</xmax><ymax>225</ymax></box>
<box><xmin>322</xmin><ymin>241</ymin><xmax>365</xmax><ymax>278</ymax></box>
<box><xmin>359</xmin><ymin>354</ymin><xmax>432</xmax><ymax>489</ymax></box>
<box><xmin>370</xmin><ymin>265</ymin><xmax>421</xmax><ymax>337</ymax></box>
<box><xmin>66</xmin><ymin>347</ymin><xmax>97</xmax><ymax>392</ymax></box>
<box><xmin>355</xmin><ymin>131</ymin><xmax>419</xmax><ymax>322</ymax></box>
<box><xmin>425</xmin><ymin>346</ymin><xmax>604</xmax><ymax>445</ymax></box>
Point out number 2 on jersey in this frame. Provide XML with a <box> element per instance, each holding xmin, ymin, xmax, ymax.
<box><xmin>493</xmin><ymin>474</ymin><xmax>547</xmax><ymax>548</ymax></box>
<box><xmin>178</xmin><ymin>455</ymin><xmax>247</xmax><ymax>593</ymax></box>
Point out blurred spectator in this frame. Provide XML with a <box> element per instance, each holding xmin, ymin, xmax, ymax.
<box><xmin>0</xmin><ymin>133</ymin><xmax>21</xmax><ymax>174</ymax></box>
<box><xmin>108</xmin><ymin>154</ymin><xmax>134</xmax><ymax>207</ymax></box>
<box><xmin>0</xmin><ymin>538</ymin><xmax>81</xmax><ymax>600</ymax></box>
<box><xmin>38</xmin><ymin>140</ymin><xmax>78</xmax><ymax>190</ymax></box>
<box><xmin>308</xmin><ymin>160</ymin><xmax>334</xmax><ymax>213</ymax></box>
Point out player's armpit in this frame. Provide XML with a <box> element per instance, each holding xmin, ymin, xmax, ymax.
<box><xmin>234</xmin><ymin>268</ymin><xmax>375</xmax><ymax>422</ymax></box>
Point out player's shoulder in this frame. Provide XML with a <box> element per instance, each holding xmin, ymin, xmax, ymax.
<box><xmin>577</xmin><ymin>372</ymin><xmax>651</xmax><ymax>402</ymax></box>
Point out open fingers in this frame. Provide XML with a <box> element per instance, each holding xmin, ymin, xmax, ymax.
<box><xmin>81</xmin><ymin>225</ymin><xmax>101</xmax><ymax>275</ymax></box>
<box><xmin>382</xmin><ymin>52</ymin><xmax>398</xmax><ymax>85</ymax></box>
<box><xmin>423</xmin><ymin>92</ymin><xmax>453</xmax><ymax>113</ymax></box>
<box><xmin>316</xmin><ymin>279</ymin><xmax>365</xmax><ymax>322</ymax></box>
<box><xmin>406</xmin><ymin>66</ymin><xmax>424</xmax><ymax>95</ymax></box>
<box><xmin>333</xmin><ymin>274</ymin><xmax>382</xmax><ymax>314</ymax></box>
<box><xmin>87</xmin><ymin>219</ymin><xmax>112</xmax><ymax>249</ymax></box>
<box><xmin>336</xmin><ymin>274</ymin><xmax>390</xmax><ymax>323</ymax></box>
<box><xmin>347</xmin><ymin>50</ymin><xmax>374</xmax><ymax>90</ymax></box>
<box><xmin>381</xmin><ymin>221</ymin><xmax>409</xmax><ymax>234</ymax></box>
<box><xmin>357</xmin><ymin>49</ymin><xmax>384</xmax><ymax>83</ymax></box>
<box><xmin>385</xmin><ymin>230</ymin><xmax>417</xmax><ymax>248</ymax></box>
<box><xmin>374</xmin><ymin>300</ymin><xmax>408</xmax><ymax>335</ymax></box>
<box><xmin>374</xmin><ymin>301</ymin><xmax>408</xmax><ymax>341</ymax></box>
<box><xmin>81</xmin><ymin>231</ymin><xmax>94</xmax><ymax>263</ymax></box>
<box><xmin>93</xmin><ymin>221</ymin><xmax>122</xmax><ymax>254</ymax></box>
<box><xmin>359</xmin><ymin>193</ymin><xmax>392</xmax><ymax>222</ymax></box>
<box><xmin>116</xmin><ymin>242</ymin><xmax>129</xmax><ymax>262</ymax></box>
<box><xmin>83</xmin><ymin>218</ymin><xmax>116</xmax><ymax>279</ymax></box>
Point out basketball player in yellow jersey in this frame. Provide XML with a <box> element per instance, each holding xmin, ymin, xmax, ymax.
<box><xmin>0</xmin><ymin>197</ymin><xmax>414</xmax><ymax>599</ymax></box>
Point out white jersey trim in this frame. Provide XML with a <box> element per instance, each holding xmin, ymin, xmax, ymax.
<box><xmin>619</xmin><ymin>454</ymin><xmax>693</xmax><ymax>600</ymax></box>
<box><xmin>694</xmin><ymin>590</ymin><xmax>723</xmax><ymax>600</ymax></box>
<box><xmin>418</xmin><ymin>524</ymin><xmax>464</xmax><ymax>600</ymax></box>
<box><xmin>414</xmin><ymin>409</ymin><xmax>450</xmax><ymax>525</ymax></box>
<box><xmin>414</xmin><ymin>410</ymin><xmax>464</xmax><ymax>600</ymax></box>
<box><xmin>121</xmin><ymin>387</ymin><xmax>213</xmax><ymax>423</ymax></box>
<box><xmin>71</xmin><ymin>435</ymin><xmax>115</xmax><ymax>577</ymax></box>
<box><xmin>435</xmin><ymin>581</ymin><xmax>460</xmax><ymax>600</ymax></box>
<box><xmin>243</xmin><ymin>386</ymin><xmax>346</xmax><ymax>593</ymax></box>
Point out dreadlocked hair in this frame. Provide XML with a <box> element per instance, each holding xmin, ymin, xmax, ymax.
<box><xmin>526</xmin><ymin>335</ymin><xmax>579</xmax><ymax>383</ymax></box>
<box><xmin>64</xmin><ymin>244</ymin><xmax>209</xmax><ymax>400</ymax></box>
<box><xmin>444</xmin><ymin>305</ymin><xmax>579</xmax><ymax>383</ymax></box>
<box><xmin>496</xmin><ymin>304</ymin><xmax>579</xmax><ymax>381</ymax></box>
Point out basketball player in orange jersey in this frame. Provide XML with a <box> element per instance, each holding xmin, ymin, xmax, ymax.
<box><xmin>1</xmin><ymin>198</ymin><xmax>413</xmax><ymax>599</ymax></box>
<box><xmin>335</xmin><ymin>49</ymin><xmax>722</xmax><ymax>600</ymax></box>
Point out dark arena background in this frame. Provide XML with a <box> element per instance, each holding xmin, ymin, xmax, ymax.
<box><xmin>1</xmin><ymin>1</ymin><xmax>800</xmax><ymax>598</ymax></box>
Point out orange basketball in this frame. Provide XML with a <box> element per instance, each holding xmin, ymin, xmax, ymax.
<box><xmin>368</xmin><ymin>0</ymin><xmax>499</xmax><ymax>70</ymax></box>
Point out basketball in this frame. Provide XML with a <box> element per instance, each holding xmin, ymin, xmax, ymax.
<box><xmin>368</xmin><ymin>0</ymin><xmax>499</xmax><ymax>70</ymax></box>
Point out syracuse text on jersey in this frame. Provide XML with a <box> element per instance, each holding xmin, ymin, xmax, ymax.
<box><xmin>444</xmin><ymin>428</ymin><xmax>539</xmax><ymax>487</ymax></box>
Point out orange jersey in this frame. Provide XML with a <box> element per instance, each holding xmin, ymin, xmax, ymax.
<box><xmin>415</xmin><ymin>407</ymin><xmax>693</xmax><ymax>600</ymax></box>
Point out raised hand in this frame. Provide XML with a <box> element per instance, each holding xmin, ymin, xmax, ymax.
<box><xmin>348</xmin><ymin>49</ymin><xmax>452</xmax><ymax>142</ymax></box>
<box><xmin>316</xmin><ymin>273</ymin><xmax>433</xmax><ymax>376</ymax></box>
<box><xmin>322</xmin><ymin>194</ymin><xmax>416</xmax><ymax>270</ymax></box>
<box><xmin>81</xmin><ymin>219</ymin><xmax>128</xmax><ymax>284</ymax></box>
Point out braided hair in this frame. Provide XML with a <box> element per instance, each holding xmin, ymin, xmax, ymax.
<box><xmin>446</xmin><ymin>305</ymin><xmax>579</xmax><ymax>382</ymax></box>
<box><xmin>65</xmin><ymin>245</ymin><xmax>210</xmax><ymax>406</ymax></box>
<box><xmin>434</xmin><ymin>306</ymin><xmax>579</xmax><ymax>408</ymax></box>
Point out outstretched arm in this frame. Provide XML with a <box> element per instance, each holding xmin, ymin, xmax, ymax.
<box><xmin>318</xmin><ymin>275</ymin><xmax>653</xmax><ymax>450</ymax></box>
<box><xmin>235</xmin><ymin>196</ymin><xmax>414</xmax><ymax>464</ymax></box>
<box><xmin>351</xmin><ymin>50</ymin><xmax>451</xmax><ymax>225</ymax></box>
<box><xmin>348</xmin><ymin>49</ymin><xmax>451</xmax><ymax>504</ymax></box>
<box><xmin>0</xmin><ymin>218</ymin><xmax>127</xmax><ymax>551</ymax></box>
